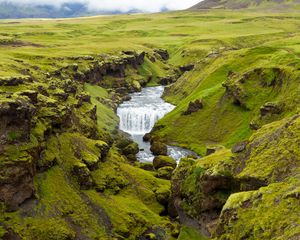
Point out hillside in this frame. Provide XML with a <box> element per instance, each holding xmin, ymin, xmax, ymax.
<box><xmin>0</xmin><ymin>7</ymin><xmax>299</xmax><ymax>240</ymax></box>
<box><xmin>190</xmin><ymin>0</ymin><xmax>300</xmax><ymax>10</ymax></box>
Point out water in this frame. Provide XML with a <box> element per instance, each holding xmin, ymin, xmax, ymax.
<box><xmin>117</xmin><ymin>86</ymin><xmax>197</xmax><ymax>163</ymax></box>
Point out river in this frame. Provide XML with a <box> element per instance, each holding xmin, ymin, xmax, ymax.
<box><xmin>117</xmin><ymin>86</ymin><xmax>196</xmax><ymax>163</ymax></box>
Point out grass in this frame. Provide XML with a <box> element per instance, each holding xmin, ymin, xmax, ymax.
<box><xmin>0</xmin><ymin>6</ymin><xmax>300</xmax><ymax>240</ymax></box>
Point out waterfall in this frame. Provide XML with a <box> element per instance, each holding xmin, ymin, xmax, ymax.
<box><xmin>117</xmin><ymin>86</ymin><xmax>175</xmax><ymax>135</ymax></box>
<box><xmin>116</xmin><ymin>86</ymin><xmax>197</xmax><ymax>163</ymax></box>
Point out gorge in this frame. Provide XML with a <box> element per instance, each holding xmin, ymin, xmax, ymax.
<box><xmin>0</xmin><ymin>2</ymin><xmax>299</xmax><ymax>239</ymax></box>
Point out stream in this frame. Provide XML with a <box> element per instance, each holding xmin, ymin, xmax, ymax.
<box><xmin>117</xmin><ymin>86</ymin><xmax>196</xmax><ymax>163</ymax></box>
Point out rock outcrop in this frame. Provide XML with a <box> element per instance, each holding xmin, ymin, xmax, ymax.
<box><xmin>0</xmin><ymin>155</ymin><xmax>35</xmax><ymax>211</ymax></box>
<box><xmin>183</xmin><ymin>99</ymin><xmax>203</xmax><ymax>115</ymax></box>
<box><xmin>169</xmin><ymin>114</ymin><xmax>300</xmax><ymax>239</ymax></box>
<box><xmin>0</xmin><ymin>97</ymin><xmax>35</xmax><ymax>144</ymax></box>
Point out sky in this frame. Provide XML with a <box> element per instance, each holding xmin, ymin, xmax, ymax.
<box><xmin>0</xmin><ymin>0</ymin><xmax>201</xmax><ymax>12</ymax></box>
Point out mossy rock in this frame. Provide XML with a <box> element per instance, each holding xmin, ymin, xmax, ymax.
<box><xmin>123</xmin><ymin>142</ymin><xmax>139</xmax><ymax>156</ymax></box>
<box><xmin>150</xmin><ymin>141</ymin><xmax>168</xmax><ymax>156</ymax></box>
<box><xmin>153</xmin><ymin>156</ymin><xmax>176</xmax><ymax>170</ymax></box>
<box><xmin>155</xmin><ymin>166</ymin><xmax>174</xmax><ymax>180</ymax></box>
<box><xmin>72</xmin><ymin>162</ymin><xmax>94</xmax><ymax>190</ymax></box>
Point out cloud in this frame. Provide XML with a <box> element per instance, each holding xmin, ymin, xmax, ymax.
<box><xmin>0</xmin><ymin>0</ymin><xmax>200</xmax><ymax>12</ymax></box>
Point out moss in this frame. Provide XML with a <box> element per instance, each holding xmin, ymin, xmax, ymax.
<box><xmin>237</xmin><ymin>115</ymin><xmax>300</xmax><ymax>183</ymax></box>
<box><xmin>0</xmin><ymin>226</ymin><xmax>6</xmax><ymax>238</ymax></box>
<box><xmin>24</xmin><ymin>218</ymin><xmax>76</xmax><ymax>240</ymax></box>
<box><xmin>153</xmin><ymin>155</ymin><xmax>177</xmax><ymax>170</ymax></box>
<box><xmin>87</xmin><ymin>149</ymin><xmax>172</xmax><ymax>239</ymax></box>
<box><xmin>178</xmin><ymin>226</ymin><xmax>208</xmax><ymax>240</ymax></box>
<box><xmin>217</xmin><ymin>178</ymin><xmax>300</xmax><ymax>240</ymax></box>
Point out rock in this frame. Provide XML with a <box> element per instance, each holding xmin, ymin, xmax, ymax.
<box><xmin>76</xmin><ymin>93</ymin><xmax>91</xmax><ymax>104</ymax></box>
<box><xmin>154</xmin><ymin>49</ymin><xmax>169</xmax><ymax>61</ymax></box>
<box><xmin>69</xmin><ymin>63</ymin><xmax>78</xmax><ymax>71</ymax></box>
<box><xmin>206</xmin><ymin>146</ymin><xmax>223</xmax><ymax>156</ymax></box>
<box><xmin>155</xmin><ymin>166</ymin><xmax>174</xmax><ymax>180</ymax></box>
<box><xmin>132</xmin><ymin>80</ymin><xmax>141</xmax><ymax>91</ymax></box>
<box><xmin>0</xmin><ymin>76</ymin><xmax>30</xmax><ymax>86</ymax></box>
<box><xmin>53</xmin><ymin>91</ymin><xmax>69</xmax><ymax>101</ymax></box>
<box><xmin>179</xmin><ymin>64</ymin><xmax>194</xmax><ymax>73</ymax></box>
<box><xmin>0</xmin><ymin>157</ymin><xmax>35</xmax><ymax>211</ymax></box>
<box><xmin>183</xmin><ymin>99</ymin><xmax>203</xmax><ymax>115</ymax></box>
<box><xmin>222</xmin><ymin>81</ymin><xmax>247</xmax><ymax>108</ymax></box>
<box><xmin>72</xmin><ymin>163</ymin><xmax>94</xmax><ymax>190</ymax></box>
<box><xmin>138</xmin><ymin>162</ymin><xmax>154</xmax><ymax>171</ymax></box>
<box><xmin>260</xmin><ymin>102</ymin><xmax>282</xmax><ymax>117</ymax></box>
<box><xmin>37</xmin><ymin>85</ymin><xmax>49</xmax><ymax>96</ymax></box>
<box><xmin>122</xmin><ymin>50</ymin><xmax>135</xmax><ymax>55</ymax></box>
<box><xmin>249</xmin><ymin>121</ymin><xmax>260</xmax><ymax>130</ymax></box>
<box><xmin>158</xmin><ymin>75</ymin><xmax>177</xmax><ymax>86</ymax></box>
<box><xmin>155</xmin><ymin>187</ymin><xmax>171</xmax><ymax>206</ymax></box>
<box><xmin>153</xmin><ymin>156</ymin><xmax>177</xmax><ymax>170</ymax></box>
<box><xmin>123</xmin><ymin>143</ymin><xmax>139</xmax><ymax>156</ymax></box>
<box><xmin>143</xmin><ymin>133</ymin><xmax>151</xmax><ymax>142</ymax></box>
<box><xmin>231</xmin><ymin>141</ymin><xmax>248</xmax><ymax>153</ymax></box>
<box><xmin>0</xmin><ymin>98</ymin><xmax>35</xmax><ymax>144</ymax></box>
<box><xmin>18</xmin><ymin>90</ymin><xmax>38</xmax><ymax>104</ymax></box>
<box><xmin>115</xmin><ymin>87</ymin><xmax>128</xmax><ymax>95</ymax></box>
<box><xmin>95</xmin><ymin>141</ymin><xmax>110</xmax><ymax>160</ymax></box>
<box><xmin>150</xmin><ymin>141</ymin><xmax>168</xmax><ymax>156</ymax></box>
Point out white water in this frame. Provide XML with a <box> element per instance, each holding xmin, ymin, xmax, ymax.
<box><xmin>117</xmin><ymin>86</ymin><xmax>196</xmax><ymax>162</ymax></box>
<box><xmin>118</xmin><ymin>86</ymin><xmax>175</xmax><ymax>134</ymax></box>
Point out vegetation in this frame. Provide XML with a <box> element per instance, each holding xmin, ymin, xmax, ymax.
<box><xmin>0</xmin><ymin>3</ymin><xmax>299</xmax><ymax>240</ymax></box>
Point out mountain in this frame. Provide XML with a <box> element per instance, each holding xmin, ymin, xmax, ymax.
<box><xmin>190</xmin><ymin>0</ymin><xmax>300</xmax><ymax>10</ymax></box>
<box><xmin>0</xmin><ymin>2</ymin><xmax>141</xmax><ymax>19</ymax></box>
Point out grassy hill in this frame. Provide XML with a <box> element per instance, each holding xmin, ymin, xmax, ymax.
<box><xmin>0</xmin><ymin>6</ymin><xmax>299</xmax><ymax>240</ymax></box>
<box><xmin>190</xmin><ymin>0</ymin><xmax>300</xmax><ymax>10</ymax></box>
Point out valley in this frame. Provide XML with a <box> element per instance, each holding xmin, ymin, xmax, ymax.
<box><xmin>0</xmin><ymin>4</ymin><xmax>299</xmax><ymax>240</ymax></box>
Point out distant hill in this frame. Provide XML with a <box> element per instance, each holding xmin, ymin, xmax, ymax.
<box><xmin>190</xmin><ymin>0</ymin><xmax>300</xmax><ymax>10</ymax></box>
<box><xmin>0</xmin><ymin>2</ymin><xmax>141</xmax><ymax>19</ymax></box>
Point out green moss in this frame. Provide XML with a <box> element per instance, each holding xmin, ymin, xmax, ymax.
<box><xmin>24</xmin><ymin>218</ymin><xmax>76</xmax><ymax>240</ymax></box>
<box><xmin>0</xmin><ymin>226</ymin><xmax>6</xmax><ymax>238</ymax></box>
<box><xmin>218</xmin><ymin>178</ymin><xmax>300</xmax><ymax>240</ymax></box>
<box><xmin>237</xmin><ymin>115</ymin><xmax>300</xmax><ymax>183</ymax></box>
<box><xmin>178</xmin><ymin>226</ymin><xmax>208</xmax><ymax>240</ymax></box>
<box><xmin>87</xmin><ymin>149</ymin><xmax>172</xmax><ymax>239</ymax></box>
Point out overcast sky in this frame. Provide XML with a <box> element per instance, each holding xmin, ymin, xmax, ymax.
<box><xmin>0</xmin><ymin>0</ymin><xmax>201</xmax><ymax>12</ymax></box>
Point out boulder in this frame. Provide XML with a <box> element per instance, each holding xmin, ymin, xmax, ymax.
<box><xmin>155</xmin><ymin>187</ymin><xmax>171</xmax><ymax>206</ymax></box>
<box><xmin>158</xmin><ymin>75</ymin><xmax>177</xmax><ymax>85</ymax></box>
<box><xmin>179</xmin><ymin>64</ymin><xmax>194</xmax><ymax>73</ymax></box>
<box><xmin>138</xmin><ymin>162</ymin><xmax>154</xmax><ymax>171</ymax></box>
<box><xmin>154</xmin><ymin>49</ymin><xmax>169</xmax><ymax>61</ymax></box>
<box><xmin>72</xmin><ymin>163</ymin><xmax>94</xmax><ymax>190</ymax></box>
<box><xmin>150</xmin><ymin>141</ymin><xmax>168</xmax><ymax>156</ymax></box>
<box><xmin>183</xmin><ymin>99</ymin><xmax>203</xmax><ymax>115</ymax></box>
<box><xmin>260</xmin><ymin>102</ymin><xmax>282</xmax><ymax>117</ymax></box>
<box><xmin>153</xmin><ymin>156</ymin><xmax>177</xmax><ymax>170</ymax></box>
<box><xmin>143</xmin><ymin>133</ymin><xmax>151</xmax><ymax>142</ymax></box>
<box><xmin>231</xmin><ymin>141</ymin><xmax>248</xmax><ymax>153</ymax></box>
<box><xmin>155</xmin><ymin>166</ymin><xmax>174</xmax><ymax>180</ymax></box>
<box><xmin>123</xmin><ymin>143</ymin><xmax>139</xmax><ymax>156</ymax></box>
